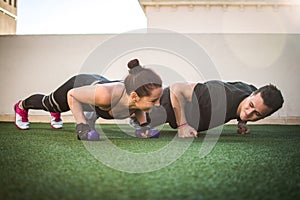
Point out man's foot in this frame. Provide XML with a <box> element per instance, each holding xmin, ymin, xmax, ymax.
<box><xmin>50</xmin><ymin>112</ymin><xmax>63</xmax><ymax>129</ymax></box>
<box><xmin>14</xmin><ymin>101</ymin><xmax>29</xmax><ymax>130</ymax></box>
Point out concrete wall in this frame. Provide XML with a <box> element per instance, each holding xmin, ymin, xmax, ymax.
<box><xmin>0</xmin><ymin>34</ymin><xmax>299</xmax><ymax>124</ymax></box>
<box><xmin>142</xmin><ymin>2</ymin><xmax>300</xmax><ymax>33</ymax></box>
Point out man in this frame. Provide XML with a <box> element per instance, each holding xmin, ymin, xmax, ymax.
<box><xmin>142</xmin><ymin>81</ymin><xmax>284</xmax><ymax>138</ymax></box>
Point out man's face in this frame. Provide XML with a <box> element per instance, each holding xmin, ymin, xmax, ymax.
<box><xmin>238</xmin><ymin>92</ymin><xmax>272</xmax><ymax>121</ymax></box>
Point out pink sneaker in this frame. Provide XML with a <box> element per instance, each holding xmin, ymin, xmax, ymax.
<box><xmin>14</xmin><ymin>101</ymin><xmax>29</xmax><ymax>130</ymax></box>
<box><xmin>50</xmin><ymin>112</ymin><xmax>63</xmax><ymax>129</ymax></box>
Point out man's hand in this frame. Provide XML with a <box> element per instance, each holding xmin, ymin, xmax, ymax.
<box><xmin>177</xmin><ymin>124</ymin><xmax>198</xmax><ymax>138</ymax></box>
<box><xmin>237</xmin><ymin>121</ymin><xmax>250</xmax><ymax>134</ymax></box>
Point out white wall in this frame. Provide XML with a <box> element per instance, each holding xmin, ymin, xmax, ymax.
<box><xmin>145</xmin><ymin>5</ymin><xmax>300</xmax><ymax>33</ymax></box>
<box><xmin>0</xmin><ymin>34</ymin><xmax>299</xmax><ymax>124</ymax></box>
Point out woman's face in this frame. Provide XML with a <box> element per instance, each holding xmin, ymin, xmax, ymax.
<box><xmin>134</xmin><ymin>87</ymin><xmax>162</xmax><ymax>112</ymax></box>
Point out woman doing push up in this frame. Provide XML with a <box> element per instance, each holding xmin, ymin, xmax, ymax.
<box><xmin>14</xmin><ymin>59</ymin><xmax>162</xmax><ymax>141</ymax></box>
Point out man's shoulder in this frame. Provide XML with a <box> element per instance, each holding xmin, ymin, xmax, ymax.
<box><xmin>224</xmin><ymin>81</ymin><xmax>257</xmax><ymax>91</ymax></box>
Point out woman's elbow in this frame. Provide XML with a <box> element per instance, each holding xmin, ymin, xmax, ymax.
<box><xmin>67</xmin><ymin>89</ymin><xmax>75</xmax><ymax>105</ymax></box>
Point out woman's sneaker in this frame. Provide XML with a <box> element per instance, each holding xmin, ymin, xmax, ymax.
<box><xmin>14</xmin><ymin>101</ymin><xmax>29</xmax><ymax>130</ymax></box>
<box><xmin>50</xmin><ymin>112</ymin><xmax>63</xmax><ymax>129</ymax></box>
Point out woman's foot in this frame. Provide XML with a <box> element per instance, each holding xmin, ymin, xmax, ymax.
<box><xmin>50</xmin><ymin>112</ymin><xmax>63</xmax><ymax>129</ymax></box>
<box><xmin>14</xmin><ymin>101</ymin><xmax>29</xmax><ymax>130</ymax></box>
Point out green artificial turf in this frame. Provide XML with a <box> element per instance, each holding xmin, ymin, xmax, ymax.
<box><xmin>0</xmin><ymin>122</ymin><xmax>299</xmax><ymax>200</ymax></box>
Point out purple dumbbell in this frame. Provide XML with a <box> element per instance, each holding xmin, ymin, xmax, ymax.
<box><xmin>135</xmin><ymin>128</ymin><xmax>160</xmax><ymax>138</ymax></box>
<box><xmin>87</xmin><ymin>130</ymin><xmax>100</xmax><ymax>141</ymax></box>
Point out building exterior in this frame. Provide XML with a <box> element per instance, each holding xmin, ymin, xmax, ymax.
<box><xmin>0</xmin><ymin>1</ymin><xmax>299</xmax><ymax>124</ymax></box>
<box><xmin>0</xmin><ymin>0</ymin><xmax>17</xmax><ymax>34</ymax></box>
<box><xmin>138</xmin><ymin>0</ymin><xmax>300</xmax><ymax>33</ymax></box>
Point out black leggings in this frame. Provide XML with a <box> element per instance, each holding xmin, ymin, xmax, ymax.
<box><xmin>22</xmin><ymin>74</ymin><xmax>110</xmax><ymax>113</ymax></box>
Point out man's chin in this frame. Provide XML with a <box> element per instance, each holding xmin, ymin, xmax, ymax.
<box><xmin>239</xmin><ymin>115</ymin><xmax>247</xmax><ymax>121</ymax></box>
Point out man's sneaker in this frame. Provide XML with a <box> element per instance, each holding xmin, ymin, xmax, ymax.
<box><xmin>50</xmin><ymin>112</ymin><xmax>63</xmax><ymax>129</ymax></box>
<box><xmin>14</xmin><ymin>101</ymin><xmax>29</xmax><ymax>130</ymax></box>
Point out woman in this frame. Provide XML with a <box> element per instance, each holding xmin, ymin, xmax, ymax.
<box><xmin>14</xmin><ymin>59</ymin><xmax>163</xmax><ymax>141</ymax></box>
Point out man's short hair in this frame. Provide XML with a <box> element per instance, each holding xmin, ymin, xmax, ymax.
<box><xmin>253</xmin><ymin>84</ymin><xmax>284</xmax><ymax>116</ymax></box>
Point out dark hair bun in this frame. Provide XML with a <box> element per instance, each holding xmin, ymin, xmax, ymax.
<box><xmin>127</xmin><ymin>59</ymin><xmax>140</xmax><ymax>69</ymax></box>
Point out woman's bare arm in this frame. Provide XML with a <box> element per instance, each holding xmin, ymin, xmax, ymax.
<box><xmin>67</xmin><ymin>85</ymin><xmax>110</xmax><ymax>124</ymax></box>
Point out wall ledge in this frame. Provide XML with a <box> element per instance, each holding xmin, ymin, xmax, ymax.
<box><xmin>1</xmin><ymin>115</ymin><xmax>299</xmax><ymax>125</ymax></box>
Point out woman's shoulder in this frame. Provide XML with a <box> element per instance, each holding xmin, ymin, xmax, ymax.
<box><xmin>94</xmin><ymin>82</ymin><xmax>125</xmax><ymax>106</ymax></box>
<box><xmin>97</xmin><ymin>81</ymin><xmax>124</xmax><ymax>90</ymax></box>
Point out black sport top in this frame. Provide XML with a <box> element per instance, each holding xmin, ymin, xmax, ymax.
<box><xmin>149</xmin><ymin>81</ymin><xmax>257</xmax><ymax>131</ymax></box>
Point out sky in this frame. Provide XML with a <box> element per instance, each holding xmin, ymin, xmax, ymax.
<box><xmin>17</xmin><ymin>0</ymin><xmax>147</xmax><ymax>34</ymax></box>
